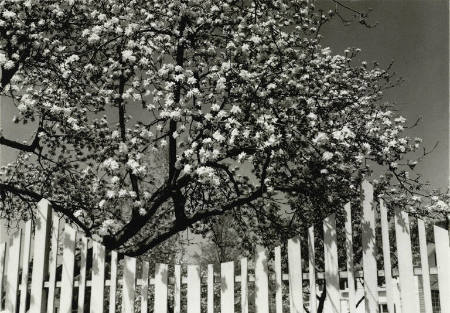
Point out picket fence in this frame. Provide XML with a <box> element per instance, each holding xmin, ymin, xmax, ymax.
<box><xmin>0</xmin><ymin>180</ymin><xmax>449</xmax><ymax>313</ymax></box>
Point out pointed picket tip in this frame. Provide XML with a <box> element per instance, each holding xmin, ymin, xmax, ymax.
<box><xmin>288</xmin><ymin>236</ymin><xmax>303</xmax><ymax>313</ymax></box>
<box><xmin>220</xmin><ymin>261</ymin><xmax>234</xmax><ymax>313</ymax></box>
<box><xmin>324</xmin><ymin>213</ymin><xmax>336</xmax><ymax>225</ymax></box>
<box><xmin>254</xmin><ymin>246</ymin><xmax>269</xmax><ymax>313</ymax></box>
<box><xmin>154</xmin><ymin>263</ymin><xmax>168</xmax><ymax>313</ymax></box>
<box><xmin>361</xmin><ymin>179</ymin><xmax>372</xmax><ymax>189</ymax></box>
<box><xmin>187</xmin><ymin>264</ymin><xmax>201</xmax><ymax>313</ymax></box>
<box><xmin>174</xmin><ymin>264</ymin><xmax>181</xmax><ymax>313</ymax></box>
<box><xmin>30</xmin><ymin>196</ymin><xmax>52</xmax><ymax>313</ymax></box>
<box><xmin>361</xmin><ymin>180</ymin><xmax>374</xmax><ymax>200</ymax></box>
<box><xmin>38</xmin><ymin>197</ymin><xmax>50</xmax><ymax>205</ymax></box>
<box><xmin>207</xmin><ymin>264</ymin><xmax>214</xmax><ymax>313</ymax></box>
<box><xmin>240</xmin><ymin>258</ymin><xmax>249</xmax><ymax>313</ymax></box>
<box><xmin>323</xmin><ymin>213</ymin><xmax>339</xmax><ymax>313</ymax></box>
<box><xmin>433</xmin><ymin>224</ymin><xmax>450</xmax><ymax>313</ymax></box>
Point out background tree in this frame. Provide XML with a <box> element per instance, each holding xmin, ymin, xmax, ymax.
<box><xmin>0</xmin><ymin>0</ymin><xmax>447</xmax><ymax>256</ymax></box>
<box><xmin>192</xmin><ymin>214</ymin><xmax>245</xmax><ymax>265</ymax></box>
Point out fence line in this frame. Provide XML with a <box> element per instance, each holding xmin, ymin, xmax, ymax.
<box><xmin>0</xmin><ymin>180</ymin><xmax>449</xmax><ymax>313</ymax></box>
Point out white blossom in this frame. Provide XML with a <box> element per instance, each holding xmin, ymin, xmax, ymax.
<box><xmin>322</xmin><ymin>151</ymin><xmax>334</xmax><ymax>161</ymax></box>
<box><xmin>212</xmin><ymin>130</ymin><xmax>225</xmax><ymax>142</ymax></box>
<box><xmin>122</xmin><ymin>50</ymin><xmax>136</xmax><ymax>62</ymax></box>
<box><xmin>313</xmin><ymin>132</ymin><xmax>328</xmax><ymax>145</ymax></box>
<box><xmin>183</xmin><ymin>164</ymin><xmax>192</xmax><ymax>174</ymax></box>
<box><xmin>119</xmin><ymin>142</ymin><xmax>128</xmax><ymax>154</ymax></box>
<box><xmin>103</xmin><ymin>158</ymin><xmax>120</xmax><ymax>171</ymax></box>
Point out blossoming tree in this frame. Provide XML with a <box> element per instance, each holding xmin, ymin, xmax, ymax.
<box><xmin>0</xmin><ymin>0</ymin><xmax>446</xmax><ymax>255</ymax></box>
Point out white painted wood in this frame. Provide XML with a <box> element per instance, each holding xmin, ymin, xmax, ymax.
<box><xmin>78</xmin><ymin>236</ymin><xmax>88</xmax><ymax>313</ymax></box>
<box><xmin>108</xmin><ymin>250</ymin><xmax>118</xmax><ymax>313</ymax></box>
<box><xmin>141</xmin><ymin>261</ymin><xmax>149</xmax><ymax>313</ymax></box>
<box><xmin>274</xmin><ymin>246</ymin><xmax>282</xmax><ymax>313</ymax></box>
<box><xmin>255</xmin><ymin>246</ymin><xmax>269</xmax><ymax>313</ymax></box>
<box><xmin>154</xmin><ymin>263</ymin><xmax>168</xmax><ymax>313</ymax></box>
<box><xmin>5</xmin><ymin>229</ymin><xmax>22</xmax><ymax>313</ymax></box>
<box><xmin>30</xmin><ymin>199</ymin><xmax>52</xmax><ymax>313</ymax></box>
<box><xmin>122</xmin><ymin>256</ymin><xmax>137</xmax><ymax>313</ymax></box>
<box><xmin>288</xmin><ymin>237</ymin><xmax>303</xmax><ymax>313</ymax></box>
<box><xmin>19</xmin><ymin>220</ymin><xmax>32</xmax><ymax>313</ymax></box>
<box><xmin>187</xmin><ymin>265</ymin><xmax>201</xmax><ymax>313</ymax></box>
<box><xmin>379</xmin><ymin>199</ymin><xmax>395</xmax><ymax>313</ymax></box>
<box><xmin>355</xmin><ymin>279</ymin><xmax>366</xmax><ymax>312</ymax></box>
<box><xmin>434</xmin><ymin>225</ymin><xmax>450</xmax><ymax>313</ymax></box>
<box><xmin>221</xmin><ymin>261</ymin><xmax>234</xmax><ymax>313</ymax></box>
<box><xmin>361</xmin><ymin>180</ymin><xmax>378</xmax><ymax>313</ymax></box>
<box><xmin>418</xmin><ymin>219</ymin><xmax>432</xmax><ymax>313</ymax></box>
<box><xmin>0</xmin><ymin>242</ymin><xmax>6</xmax><ymax>311</ymax></box>
<box><xmin>208</xmin><ymin>264</ymin><xmax>214</xmax><ymax>313</ymax></box>
<box><xmin>90</xmin><ymin>241</ymin><xmax>105</xmax><ymax>313</ymax></box>
<box><xmin>414</xmin><ymin>276</ymin><xmax>421</xmax><ymax>313</ymax></box>
<box><xmin>47</xmin><ymin>215</ymin><xmax>60</xmax><ymax>313</ymax></box>
<box><xmin>308</xmin><ymin>226</ymin><xmax>316</xmax><ymax>313</ymax></box>
<box><xmin>59</xmin><ymin>225</ymin><xmax>77</xmax><ymax>313</ymax></box>
<box><xmin>394</xmin><ymin>208</ymin><xmax>419</xmax><ymax>313</ymax></box>
<box><xmin>344</xmin><ymin>203</ymin><xmax>356</xmax><ymax>313</ymax></box>
<box><xmin>174</xmin><ymin>264</ymin><xmax>181</xmax><ymax>313</ymax></box>
<box><xmin>323</xmin><ymin>214</ymin><xmax>340</xmax><ymax>313</ymax></box>
<box><xmin>240</xmin><ymin>258</ymin><xmax>248</xmax><ymax>313</ymax></box>
<box><xmin>393</xmin><ymin>278</ymin><xmax>401</xmax><ymax>313</ymax></box>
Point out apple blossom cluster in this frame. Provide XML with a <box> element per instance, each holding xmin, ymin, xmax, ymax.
<box><xmin>0</xmin><ymin>0</ymin><xmax>446</xmax><ymax>254</ymax></box>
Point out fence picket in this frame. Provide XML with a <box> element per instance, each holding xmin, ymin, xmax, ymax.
<box><xmin>90</xmin><ymin>241</ymin><xmax>106</xmax><ymax>313</ymax></box>
<box><xmin>78</xmin><ymin>235</ymin><xmax>88</xmax><ymax>313</ymax></box>
<box><xmin>208</xmin><ymin>264</ymin><xmax>214</xmax><ymax>313</ymax></box>
<box><xmin>241</xmin><ymin>258</ymin><xmax>248</xmax><ymax>313</ymax></box>
<box><xmin>154</xmin><ymin>263</ymin><xmax>168</xmax><ymax>313</ymax></box>
<box><xmin>308</xmin><ymin>226</ymin><xmax>316</xmax><ymax>313</ymax></box>
<box><xmin>109</xmin><ymin>250</ymin><xmax>118</xmax><ymax>313</ymax></box>
<box><xmin>288</xmin><ymin>238</ymin><xmax>303</xmax><ymax>313</ymax></box>
<box><xmin>323</xmin><ymin>214</ymin><xmax>339</xmax><ymax>313</ymax></box>
<box><xmin>47</xmin><ymin>214</ymin><xmax>60</xmax><ymax>313</ymax></box>
<box><xmin>274</xmin><ymin>246</ymin><xmax>282</xmax><ymax>313</ymax></box>
<box><xmin>255</xmin><ymin>246</ymin><xmax>269</xmax><ymax>313</ymax></box>
<box><xmin>434</xmin><ymin>225</ymin><xmax>450</xmax><ymax>313</ymax></box>
<box><xmin>344</xmin><ymin>203</ymin><xmax>356</xmax><ymax>313</ymax></box>
<box><xmin>418</xmin><ymin>219</ymin><xmax>432</xmax><ymax>313</ymax></box>
<box><xmin>394</xmin><ymin>208</ymin><xmax>419</xmax><ymax>313</ymax></box>
<box><xmin>5</xmin><ymin>229</ymin><xmax>22</xmax><ymax>313</ymax></box>
<box><xmin>122</xmin><ymin>256</ymin><xmax>137</xmax><ymax>313</ymax></box>
<box><xmin>0</xmin><ymin>242</ymin><xmax>5</xmax><ymax>311</ymax></box>
<box><xmin>221</xmin><ymin>261</ymin><xmax>234</xmax><ymax>313</ymax></box>
<box><xmin>361</xmin><ymin>180</ymin><xmax>378</xmax><ymax>313</ymax></box>
<box><xmin>19</xmin><ymin>220</ymin><xmax>32</xmax><ymax>313</ymax></box>
<box><xmin>5</xmin><ymin>190</ymin><xmax>450</xmax><ymax>313</ymax></box>
<box><xmin>30</xmin><ymin>199</ymin><xmax>52</xmax><ymax>313</ymax></box>
<box><xmin>174</xmin><ymin>264</ymin><xmax>181</xmax><ymax>313</ymax></box>
<box><xmin>59</xmin><ymin>225</ymin><xmax>77</xmax><ymax>313</ymax></box>
<box><xmin>187</xmin><ymin>265</ymin><xmax>201</xmax><ymax>313</ymax></box>
<box><xmin>141</xmin><ymin>261</ymin><xmax>149</xmax><ymax>313</ymax></box>
<box><xmin>379</xmin><ymin>199</ymin><xmax>395</xmax><ymax>313</ymax></box>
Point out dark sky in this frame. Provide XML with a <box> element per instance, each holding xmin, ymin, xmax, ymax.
<box><xmin>1</xmin><ymin>0</ymin><xmax>448</xmax><ymax>189</ymax></box>
<box><xmin>320</xmin><ymin>0</ymin><xmax>449</xmax><ymax>190</ymax></box>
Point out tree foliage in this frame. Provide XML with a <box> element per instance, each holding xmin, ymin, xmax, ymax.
<box><xmin>0</xmin><ymin>0</ymin><xmax>446</xmax><ymax>255</ymax></box>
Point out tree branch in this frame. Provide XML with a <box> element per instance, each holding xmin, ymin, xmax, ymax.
<box><xmin>127</xmin><ymin>183</ymin><xmax>266</xmax><ymax>256</ymax></box>
<box><xmin>104</xmin><ymin>175</ymin><xmax>192</xmax><ymax>250</ymax></box>
<box><xmin>0</xmin><ymin>130</ymin><xmax>40</xmax><ymax>152</ymax></box>
<box><xmin>168</xmin><ymin>15</ymin><xmax>188</xmax><ymax>185</ymax></box>
<box><xmin>0</xmin><ymin>183</ymin><xmax>91</xmax><ymax>235</ymax></box>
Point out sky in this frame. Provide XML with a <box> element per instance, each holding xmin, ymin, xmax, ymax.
<box><xmin>319</xmin><ymin>0</ymin><xmax>449</xmax><ymax>190</ymax></box>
